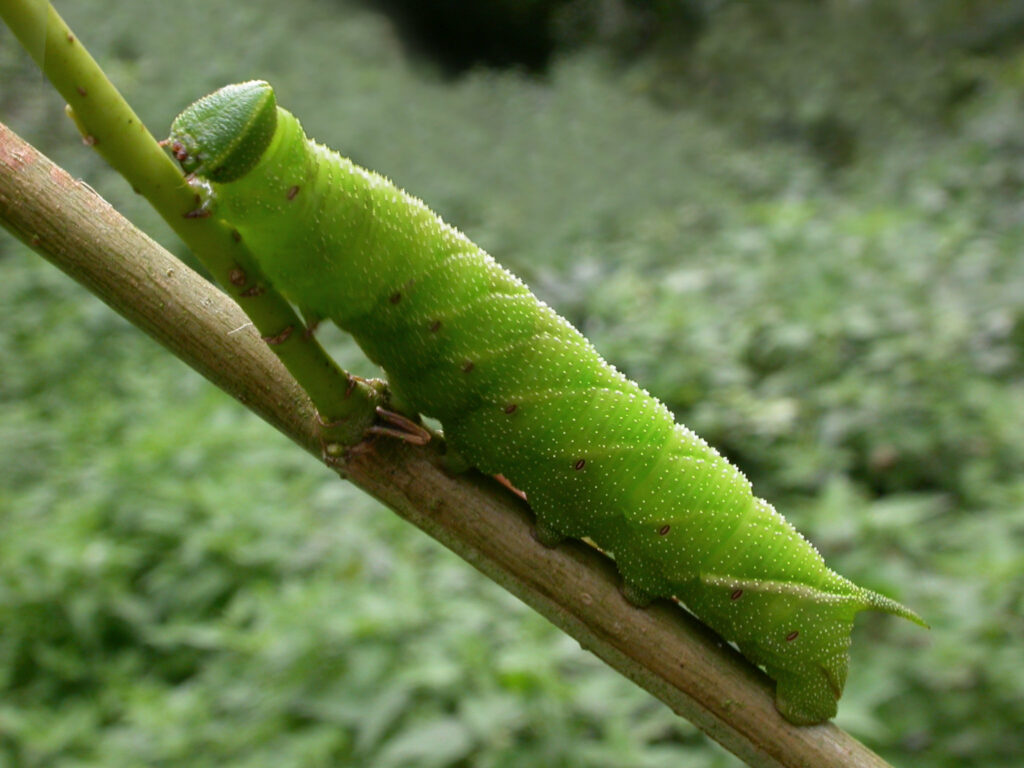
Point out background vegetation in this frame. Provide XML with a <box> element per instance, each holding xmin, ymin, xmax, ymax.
<box><xmin>2</xmin><ymin>1</ymin><xmax>1022</xmax><ymax>765</ymax></box>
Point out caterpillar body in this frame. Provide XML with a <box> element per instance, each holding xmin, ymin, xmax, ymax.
<box><xmin>168</xmin><ymin>81</ymin><xmax>925</xmax><ymax>725</ymax></box>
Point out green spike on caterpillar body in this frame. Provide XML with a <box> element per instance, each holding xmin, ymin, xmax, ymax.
<box><xmin>168</xmin><ymin>81</ymin><xmax>927</xmax><ymax>725</ymax></box>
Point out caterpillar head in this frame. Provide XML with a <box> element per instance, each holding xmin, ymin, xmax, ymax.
<box><xmin>168</xmin><ymin>80</ymin><xmax>277</xmax><ymax>183</ymax></box>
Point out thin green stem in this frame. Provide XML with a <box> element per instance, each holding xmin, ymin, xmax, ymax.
<box><xmin>0</xmin><ymin>0</ymin><xmax>382</xmax><ymax>444</ymax></box>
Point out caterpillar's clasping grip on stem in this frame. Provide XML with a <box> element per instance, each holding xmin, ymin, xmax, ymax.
<box><xmin>168</xmin><ymin>81</ymin><xmax>926</xmax><ymax>725</ymax></box>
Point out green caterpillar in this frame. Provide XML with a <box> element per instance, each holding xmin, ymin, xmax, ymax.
<box><xmin>168</xmin><ymin>81</ymin><xmax>926</xmax><ymax>725</ymax></box>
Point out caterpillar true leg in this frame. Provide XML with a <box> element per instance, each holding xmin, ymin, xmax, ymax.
<box><xmin>366</xmin><ymin>406</ymin><xmax>431</xmax><ymax>446</ymax></box>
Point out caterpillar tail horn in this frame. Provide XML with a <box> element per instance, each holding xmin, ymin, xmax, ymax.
<box><xmin>860</xmin><ymin>588</ymin><xmax>929</xmax><ymax>628</ymax></box>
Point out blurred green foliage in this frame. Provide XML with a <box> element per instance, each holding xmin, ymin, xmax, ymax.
<box><xmin>2</xmin><ymin>1</ymin><xmax>1023</xmax><ymax>766</ymax></box>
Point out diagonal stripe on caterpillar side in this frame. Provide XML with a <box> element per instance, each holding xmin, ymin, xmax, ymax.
<box><xmin>167</xmin><ymin>81</ymin><xmax>927</xmax><ymax>725</ymax></box>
